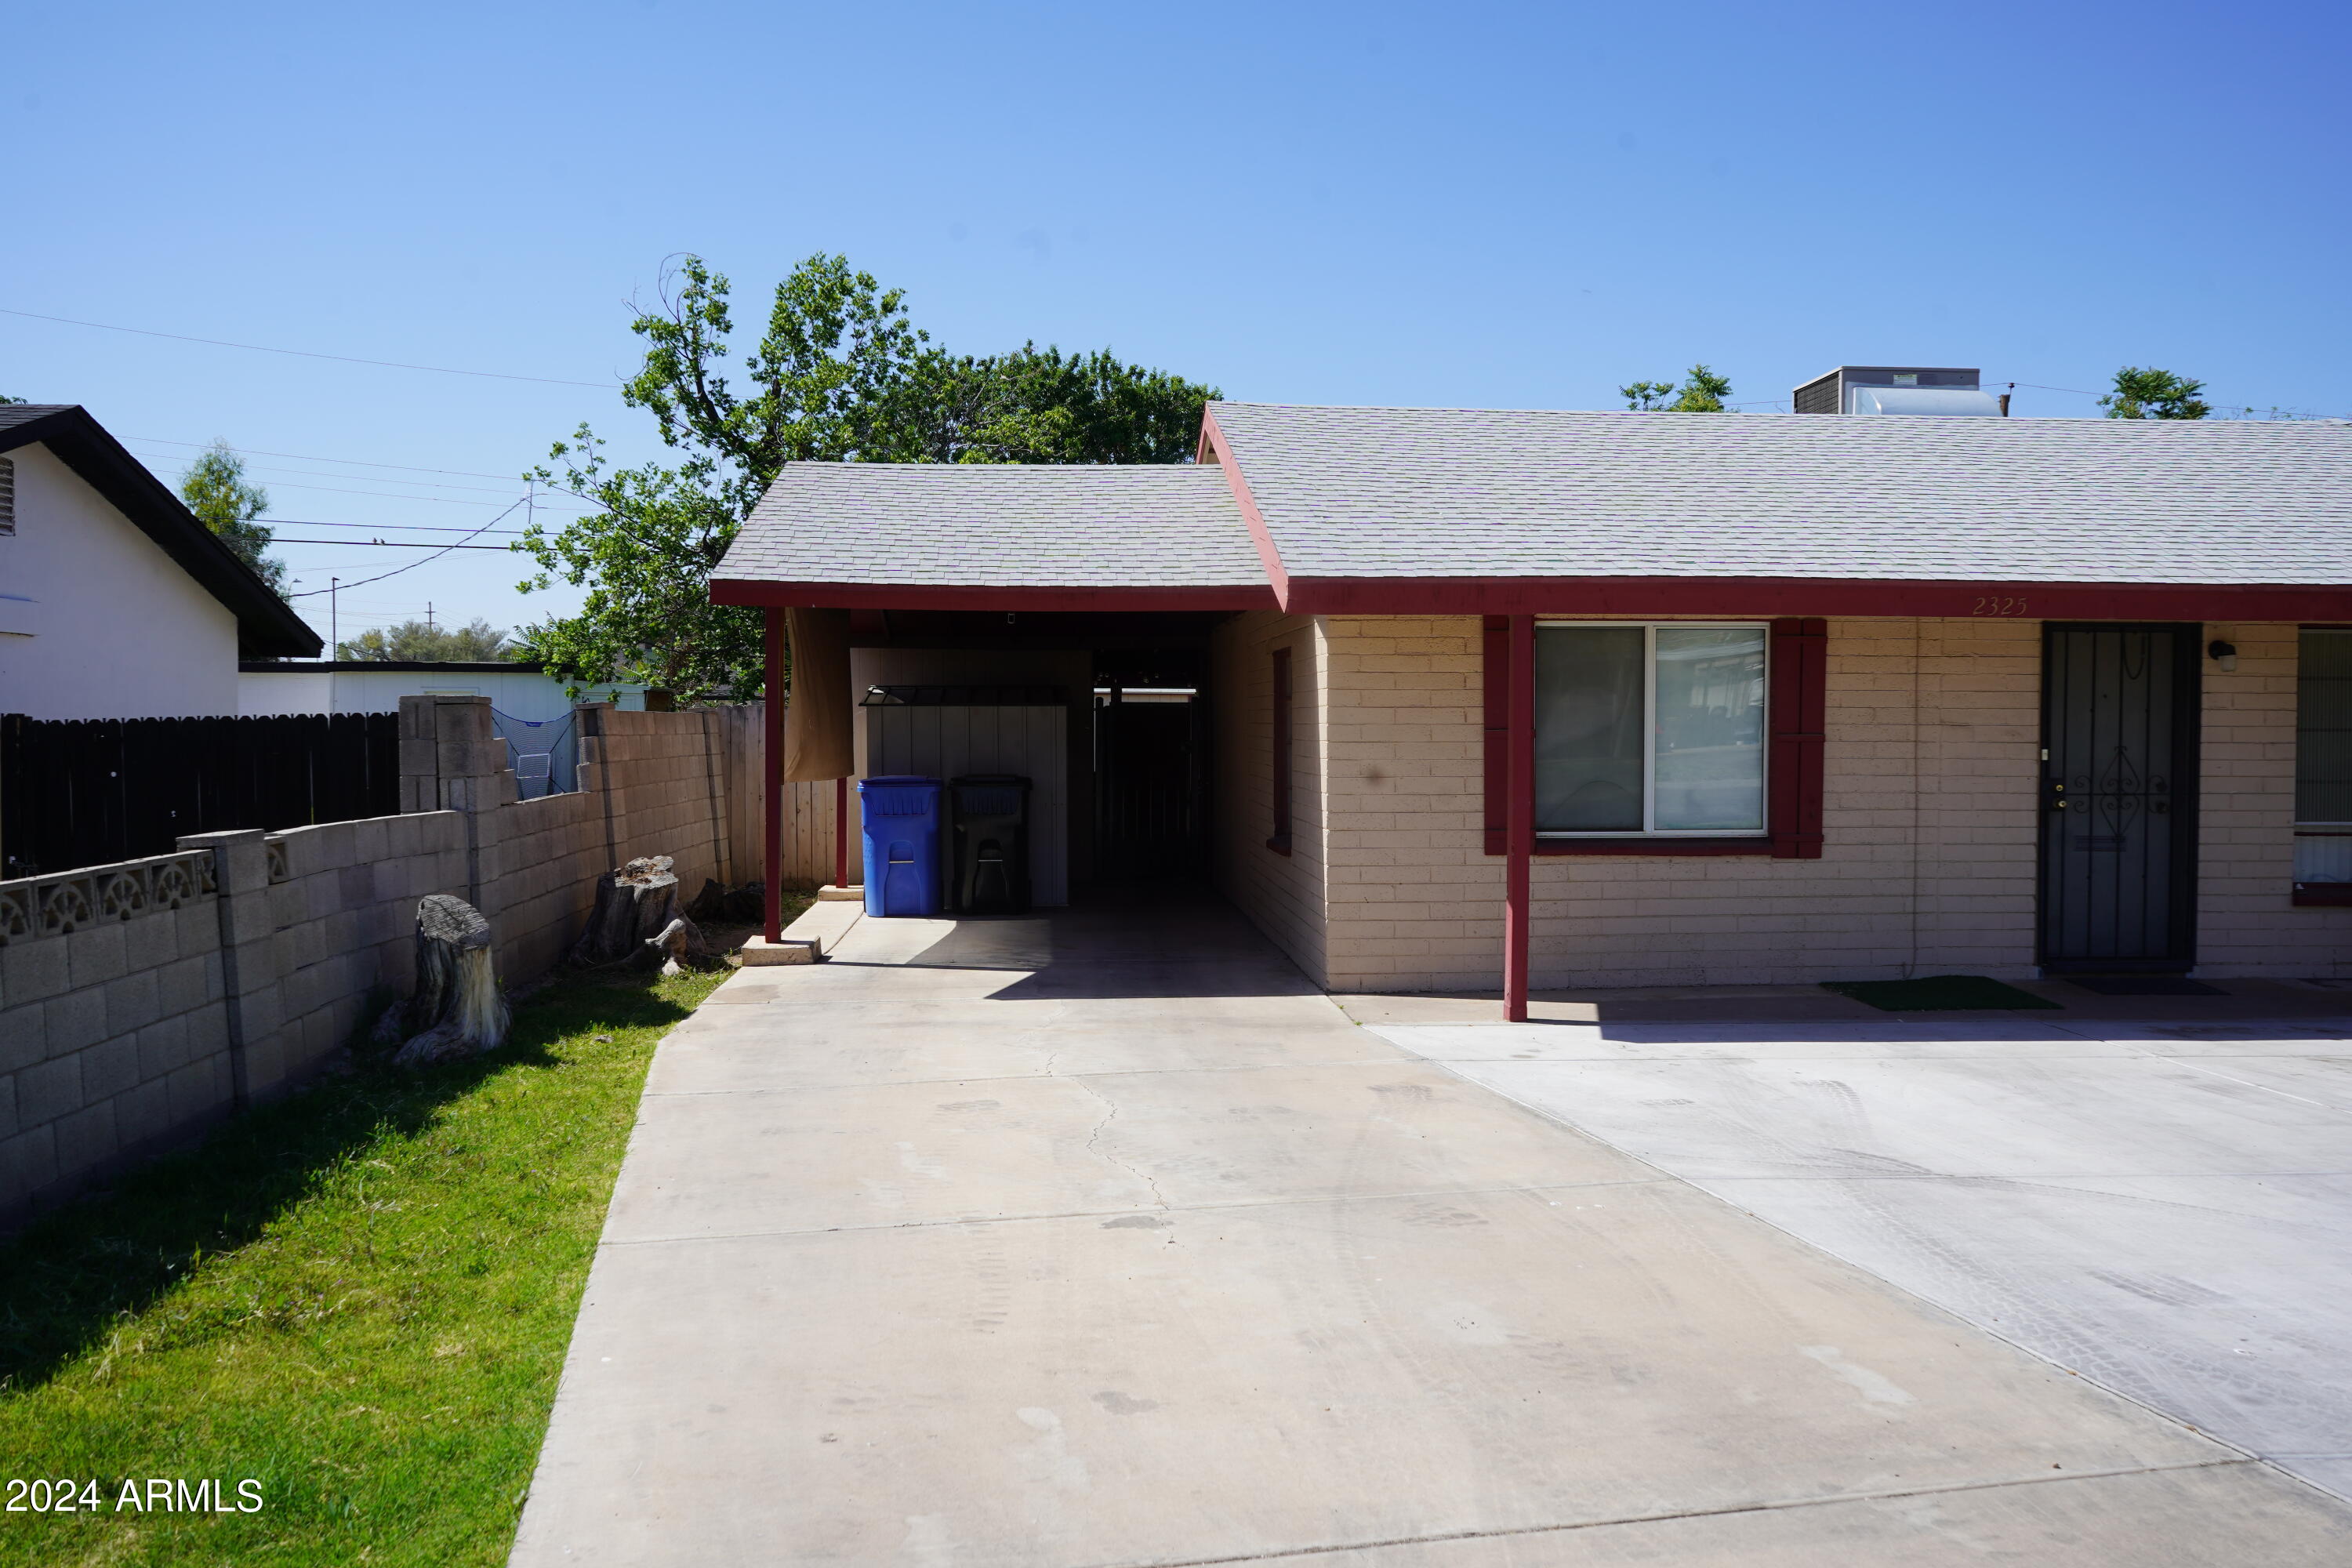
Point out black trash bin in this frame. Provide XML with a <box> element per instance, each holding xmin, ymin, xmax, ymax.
<box><xmin>948</xmin><ymin>774</ymin><xmax>1031</xmax><ymax>916</ymax></box>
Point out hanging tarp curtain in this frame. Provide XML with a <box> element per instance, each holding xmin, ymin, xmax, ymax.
<box><xmin>782</xmin><ymin>607</ymin><xmax>853</xmax><ymax>782</ymax></box>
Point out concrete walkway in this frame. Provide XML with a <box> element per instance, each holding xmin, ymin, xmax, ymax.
<box><xmin>511</xmin><ymin>895</ymin><xmax>2352</xmax><ymax>1566</ymax></box>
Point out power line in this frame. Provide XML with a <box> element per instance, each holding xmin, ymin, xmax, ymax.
<box><xmin>127</xmin><ymin>434</ymin><xmax>538</xmax><ymax>482</ymax></box>
<box><xmin>285</xmin><ymin>496</ymin><xmax>529</xmax><ymax>597</ymax></box>
<box><xmin>122</xmin><ymin>433</ymin><xmax>601</xmax><ymax>508</ymax></box>
<box><xmin>2</xmin><ymin>306</ymin><xmax>616</xmax><ymax>388</ymax></box>
<box><xmin>260</xmin><ymin>516</ymin><xmax>530</xmax><ymax>535</ymax></box>
<box><xmin>232</xmin><ymin>474</ymin><xmax>553</xmax><ymax>507</ymax></box>
<box><xmin>276</xmin><ymin>539</ymin><xmax>520</xmax><ymax>550</ymax></box>
<box><xmin>125</xmin><ymin>445</ymin><xmax>526</xmax><ymax>495</ymax></box>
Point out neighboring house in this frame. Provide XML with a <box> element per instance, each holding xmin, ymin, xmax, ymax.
<box><xmin>238</xmin><ymin>659</ymin><xmax>646</xmax><ymax>796</ymax></box>
<box><xmin>0</xmin><ymin>405</ymin><xmax>319</xmax><ymax>717</ymax></box>
<box><xmin>715</xmin><ymin>372</ymin><xmax>2352</xmax><ymax>1008</ymax></box>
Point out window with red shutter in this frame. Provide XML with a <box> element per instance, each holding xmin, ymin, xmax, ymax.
<box><xmin>1483</xmin><ymin>616</ymin><xmax>1824</xmax><ymax>858</ymax></box>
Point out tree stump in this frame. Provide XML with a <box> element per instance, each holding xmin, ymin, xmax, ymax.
<box><xmin>644</xmin><ymin>914</ymin><xmax>721</xmax><ymax>975</ymax></box>
<box><xmin>390</xmin><ymin>895</ymin><xmax>510</xmax><ymax>1067</ymax></box>
<box><xmin>568</xmin><ymin>855</ymin><xmax>715</xmax><ymax>969</ymax></box>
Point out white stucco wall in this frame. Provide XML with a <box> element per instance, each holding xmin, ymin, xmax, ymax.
<box><xmin>0</xmin><ymin>444</ymin><xmax>242</xmax><ymax>719</ymax></box>
<box><xmin>237</xmin><ymin>667</ymin><xmax>644</xmax><ymax>719</ymax></box>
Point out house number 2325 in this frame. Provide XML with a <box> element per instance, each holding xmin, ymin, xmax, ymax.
<box><xmin>1971</xmin><ymin>595</ymin><xmax>2030</xmax><ymax>617</ymax></box>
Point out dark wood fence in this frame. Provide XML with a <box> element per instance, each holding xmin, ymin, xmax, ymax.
<box><xmin>0</xmin><ymin>713</ymin><xmax>402</xmax><ymax>879</ymax></box>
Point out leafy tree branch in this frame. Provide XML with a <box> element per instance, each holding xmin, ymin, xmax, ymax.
<box><xmin>180</xmin><ymin>441</ymin><xmax>289</xmax><ymax>596</ymax></box>
<box><xmin>514</xmin><ymin>252</ymin><xmax>1218</xmax><ymax>701</ymax></box>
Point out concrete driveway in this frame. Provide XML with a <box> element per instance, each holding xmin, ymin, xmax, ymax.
<box><xmin>511</xmin><ymin>895</ymin><xmax>2352</xmax><ymax>1566</ymax></box>
<box><xmin>1367</xmin><ymin>1014</ymin><xmax>2352</xmax><ymax>1504</ymax></box>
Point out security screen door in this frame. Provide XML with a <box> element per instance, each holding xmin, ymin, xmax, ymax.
<box><xmin>2038</xmin><ymin>625</ymin><xmax>2201</xmax><ymax>970</ymax></box>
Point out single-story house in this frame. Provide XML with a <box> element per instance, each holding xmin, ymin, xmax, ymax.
<box><xmin>710</xmin><ymin>374</ymin><xmax>2352</xmax><ymax>1011</ymax></box>
<box><xmin>0</xmin><ymin>404</ymin><xmax>320</xmax><ymax>717</ymax></box>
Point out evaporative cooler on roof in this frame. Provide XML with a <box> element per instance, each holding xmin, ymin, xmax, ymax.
<box><xmin>1791</xmin><ymin>366</ymin><xmax>2003</xmax><ymax>416</ymax></box>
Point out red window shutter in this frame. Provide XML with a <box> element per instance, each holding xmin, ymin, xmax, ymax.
<box><xmin>1768</xmin><ymin>617</ymin><xmax>1827</xmax><ymax>858</ymax></box>
<box><xmin>1482</xmin><ymin>615</ymin><xmax>1508</xmax><ymax>856</ymax></box>
<box><xmin>1269</xmin><ymin>647</ymin><xmax>1294</xmax><ymax>855</ymax></box>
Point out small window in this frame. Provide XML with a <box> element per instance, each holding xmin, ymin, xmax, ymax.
<box><xmin>0</xmin><ymin>456</ymin><xmax>15</xmax><ymax>535</ymax></box>
<box><xmin>2294</xmin><ymin>630</ymin><xmax>2352</xmax><ymax>893</ymax></box>
<box><xmin>1536</xmin><ymin>622</ymin><xmax>1768</xmax><ymax>836</ymax></box>
<box><xmin>1268</xmin><ymin>648</ymin><xmax>1294</xmax><ymax>854</ymax></box>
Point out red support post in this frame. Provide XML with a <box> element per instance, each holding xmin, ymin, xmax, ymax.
<box><xmin>834</xmin><ymin>775</ymin><xmax>849</xmax><ymax>891</ymax></box>
<box><xmin>763</xmin><ymin>608</ymin><xmax>786</xmax><ymax>944</ymax></box>
<box><xmin>1503</xmin><ymin>613</ymin><xmax>1535</xmax><ymax>1022</ymax></box>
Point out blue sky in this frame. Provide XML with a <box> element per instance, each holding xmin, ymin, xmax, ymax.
<box><xmin>6</xmin><ymin>1</ymin><xmax>2345</xmax><ymax>648</ymax></box>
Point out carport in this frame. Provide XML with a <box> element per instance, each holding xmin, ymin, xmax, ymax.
<box><xmin>707</xmin><ymin>462</ymin><xmax>1276</xmax><ymax>936</ymax></box>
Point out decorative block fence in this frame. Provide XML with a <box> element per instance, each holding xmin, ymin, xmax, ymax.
<box><xmin>0</xmin><ymin>695</ymin><xmax>840</xmax><ymax>1230</ymax></box>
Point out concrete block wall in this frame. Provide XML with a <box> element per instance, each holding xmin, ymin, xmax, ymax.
<box><xmin>2200</xmin><ymin>622</ymin><xmax>2352</xmax><ymax>975</ymax></box>
<box><xmin>1</xmin><ymin>848</ymin><xmax>238</xmax><ymax>1224</ymax></box>
<box><xmin>588</xmin><ymin>707</ymin><xmax>729</xmax><ymax>896</ymax></box>
<box><xmin>1210</xmin><ymin>612</ymin><xmax>1329</xmax><ymax>983</ymax></box>
<box><xmin>245</xmin><ymin>813</ymin><xmax>472</xmax><ymax>1097</ymax></box>
<box><xmin>1</xmin><ymin>695</ymin><xmax>775</xmax><ymax>1229</ymax></box>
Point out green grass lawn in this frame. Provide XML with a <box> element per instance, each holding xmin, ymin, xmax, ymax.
<box><xmin>0</xmin><ymin>958</ymin><xmax>739</xmax><ymax>1566</ymax></box>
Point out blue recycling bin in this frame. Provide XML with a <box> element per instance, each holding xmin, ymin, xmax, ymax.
<box><xmin>859</xmin><ymin>775</ymin><xmax>944</xmax><ymax>916</ymax></box>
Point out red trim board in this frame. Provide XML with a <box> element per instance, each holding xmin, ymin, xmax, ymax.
<box><xmin>1197</xmin><ymin>406</ymin><xmax>1294</xmax><ymax>604</ymax></box>
<box><xmin>1294</xmin><ymin>575</ymin><xmax>2352</xmax><ymax>621</ymax></box>
<box><xmin>711</xmin><ymin>579</ymin><xmax>1276</xmax><ymax>612</ymax></box>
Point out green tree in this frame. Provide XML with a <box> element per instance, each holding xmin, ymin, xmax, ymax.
<box><xmin>336</xmin><ymin>618</ymin><xmax>510</xmax><ymax>661</ymax></box>
<box><xmin>1619</xmin><ymin>365</ymin><xmax>1732</xmax><ymax>412</ymax></box>
<box><xmin>884</xmin><ymin>343</ymin><xmax>1214</xmax><ymax>464</ymax></box>
<box><xmin>179</xmin><ymin>441</ymin><xmax>289</xmax><ymax>594</ymax></box>
<box><xmin>2099</xmin><ymin>366</ymin><xmax>2210</xmax><ymax>420</ymax></box>
<box><xmin>517</xmin><ymin>253</ymin><xmax>1219</xmax><ymax>701</ymax></box>
<box><xmin>1617</xmin><ymin>379</ymin><xmax>1678</xmax><ymax>412</ymax></box>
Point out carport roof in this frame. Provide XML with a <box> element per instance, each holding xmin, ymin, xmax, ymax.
<box><xmin>711</xmin><ymin>401</ymin><xmax>2352</xmax><ymax>619</ymax></box>
<box><xmin>712</xmin><ymin>462</ymin><xmax>1273</xmax><ymax>611</ymax></box>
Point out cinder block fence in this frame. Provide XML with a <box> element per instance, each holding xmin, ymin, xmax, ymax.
<box><xmin>0</xmin><ymin>696</ymin><xmax>836</xmax><ymax>1230</ymax></box>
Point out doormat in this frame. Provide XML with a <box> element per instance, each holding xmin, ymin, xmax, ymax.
<box><xmin>2066</xmin><ymin>977</ymin><xmax>2227</xmax><ymax>996</ymax></box>
<box><xmin>1821</xmin><ymin>975</ymin><xmax>2063</xmax><ymax>1011</ymax></box>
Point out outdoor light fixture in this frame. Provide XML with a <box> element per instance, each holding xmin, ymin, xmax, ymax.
<box><xmin>2209</xmin><ymin>639</ymin><xmax>2238</xmax><ymax>671</ymax></box>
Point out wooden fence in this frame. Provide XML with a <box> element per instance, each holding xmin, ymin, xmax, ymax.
<box><xmin>0</xmin><ymin>713</ymin><xmax>402</xmax><ymax>879</ymax></box>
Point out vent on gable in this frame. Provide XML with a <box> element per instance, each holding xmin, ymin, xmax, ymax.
<box><xmin>0</xmin><ymin>456</ymin><xmax>14</xmax><ymax>535</ymax></box>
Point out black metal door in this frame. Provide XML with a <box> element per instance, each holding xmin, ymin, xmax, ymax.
<box><xmin>2038</xmin><ymin>625</ymin><xmax>2201</xmax><ymax>971</ymax></box>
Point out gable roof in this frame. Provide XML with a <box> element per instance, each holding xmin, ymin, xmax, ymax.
<box><xmin>1207</xmin><ymin>401</ymin><xmax>2352</xmax><ymax>583</ymax></box>
<box><xmin>711</xmin><ymin>401</ymin><xmax>2352</xmax><ymax>621</ymax></box>
<box><xmin>712</xmin><ymin>462</ymin><xmax>1272</xmax><ymax>611</ymax></box>
<box><xmin>0</xmin><ymin>405</ymin><xmax>321</xmax><ymax>657</ymax></box>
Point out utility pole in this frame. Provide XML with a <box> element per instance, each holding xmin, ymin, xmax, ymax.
<box><xmin>330</xmin><ymin>577</ymin><xmax>339</xmax><ymax>659</ymax></box>
<box><xmin>425</xmin><ymin>601</ymin><xmax>435</xmax><ymax>633</ymax></box>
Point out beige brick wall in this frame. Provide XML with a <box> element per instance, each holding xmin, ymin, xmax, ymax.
<box><xmin>1298</xmin><ymin>614</ymin><xmax>2053</xmax><ymax>991</ymax></box>
<box><xmin>2200</xmin><ymin>622</ymin><xmax>2352</xmax><ymax>976</ymax></box>
<box><xmin>1233</xmin><ymin>613</ymin><xmax>2347</xmax><ymax>993</ymax></box>
<box><xmin>1210</xmin><ymin>612</ymin><xmax>1327</xmax><ymax>981</ymax></box>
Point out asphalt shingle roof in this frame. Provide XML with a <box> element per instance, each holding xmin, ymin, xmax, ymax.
<box><xmin>718</xmin><ymin>462</ymin><xmax>1265</xmax><ymax>588</ymax></box>
<box><xmin>1210</xmin><ymin>403</ymin><xmax>2352</xmax><ymax>586</ymax></box>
